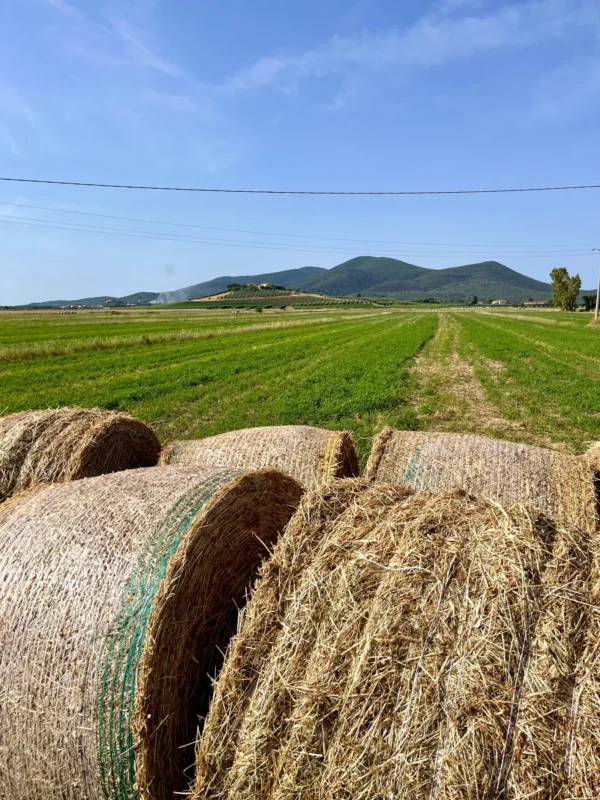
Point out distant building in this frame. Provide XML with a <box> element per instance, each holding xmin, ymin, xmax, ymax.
<box><xmin>491</xmin><ymin>299</ymin><xmax>508</xmax><ymax>305</ymax></box>
<box><xmin>259</xmin><ymin>282</ymin><xmax>272</xmax><ymax>288</ymax></box>
<box><xmin>523</xmin><ymin>300</ymin><xmax>546</xmax><ymax>306</ymax></box>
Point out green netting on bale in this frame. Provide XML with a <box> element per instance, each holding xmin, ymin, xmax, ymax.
<box><xmin>96</xmin><ymin>470</ymin><xmax>239</xmax><ymax>800</ymax></box>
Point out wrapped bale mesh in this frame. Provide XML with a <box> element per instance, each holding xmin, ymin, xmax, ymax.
<box><xmin>0</xmin><ymin>407</ymin><xmax>161</xmax><ymax>501</ymax></box>
<box><xmin>365</xmin><ymin>428</ymin><xmax>597</xmax><ymax>531</ymax></box>
<box><xmin>0</xmin><ymin>465</ymin><xmax>302</xmax><ymax>800</ymax></box>
<box><xmin>193</xmin><ymin>482</ymin><xmax>600</xmax><ymax>800</ymax></box>
<box><xmin>160</xmin><ymin>425</ymin><xmax>359</xmax><ymax>490</ymax></box>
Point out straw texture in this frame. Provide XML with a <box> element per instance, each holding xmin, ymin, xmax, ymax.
<box><xmin>160</xmin><ymin>425</ymin><xmax>358</xmax><ymax>491</ymax></box>
<box><xmin>193</xmin><ymin>482</ymin><xmax>600</xmax><ymax>800</ymax></box>
<box><xmin>0</xmin><ymin>407</ymin><xmax>161</xmax><ymax>501</ymax></box>
<box><xmin>0</xmin><ymin>465</ymin><xmax>302</xmax><ymax>800</ymax></box>
<box><xmin>365</xmin><ymin>429</ymin><xmax>597</xmax><ymax>531</ymax></box>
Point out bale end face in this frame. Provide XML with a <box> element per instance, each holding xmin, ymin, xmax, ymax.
<box><xmin>68</xmin><ymin>412</ymin><xmax>161</xmax><ymax>480</ymax></box>
<box><xmin>132</xmin><ymin>469</ymin><xmax>303</xmax><ymax>800</ymax></box>
<box><xmin>192</xmin><ymin>483</ymin><xmax>600</xmax><ymax>800</ymax></box>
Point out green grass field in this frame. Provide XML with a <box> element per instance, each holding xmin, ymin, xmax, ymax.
<box><xmin>1</xmin><ymin>306</ymin><xmax>598</xmax><ymax>462</ymax></box>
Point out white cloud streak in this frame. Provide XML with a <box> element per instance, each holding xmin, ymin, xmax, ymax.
<box><xmin>38</xmin><ymin>0</ymin><xmax>83</xmax><ymax>17</ymax></box>
<box><xmin>219</xmin><ymin>0</ymin><xmax>600</xmax><ymax>93</ymax></box>
<box><xmin>0</xmin><ymin>127</ymin><xmax>20</xmax><ymax>156</ymax></box>
<box><xmin>107</xmin><ymin>16</ymin><xmax>184</xmax><ymax>77</ymax></box>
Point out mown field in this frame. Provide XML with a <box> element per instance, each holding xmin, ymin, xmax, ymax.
<box><xmin>1</xmin><ymin>306</ymin><xmax>598</xmax><ymax>462</ymax></box>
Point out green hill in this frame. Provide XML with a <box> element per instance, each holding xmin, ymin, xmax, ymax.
<box><xmin>293</xmin><ymin>257</ymin><xmax>555</xmax><ymax>303</ymax></box>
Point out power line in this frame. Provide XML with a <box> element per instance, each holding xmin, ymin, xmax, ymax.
<box><xmin>1</xmin><ymin>212</ymin><xmax>594</xmax><ymax>256</ymax></box>
<box><xmin>2</xmin><ymin>176</ymin><xmax>600</xmax><ymax>195</ymax></box>
<box><xmin>0</xmin><ymin>200</ymin><xmax>594</xmax><ymax>249</ymax></box>
<box><xmin>0</xmin><ymin>216</ymin><xmax>594</xmax><ymax>259</ymax></box>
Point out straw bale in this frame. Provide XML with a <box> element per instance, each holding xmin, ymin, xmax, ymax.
<box><xmin>0</xmin><ymin>407</ymin><xmax>161</xmax><ymax>501</ymax></box>
<box><xmin>160</xmin><ymin>425</ymin><xmax>359</xmax><ymax>490</ymax></box>
<box><xmin>193</xmin><ymin>482</ymin><xmax>600</xmax><ymax>799</ymax></box>
<box><xmin>0</xmin><ymin>465</ymin><xmax>302</xmax><ymax>800</ymax></box>
<box><xmin>365</xmin><ymin>428</ymin><xmax>597</xmax><ymax>531</ymax></box>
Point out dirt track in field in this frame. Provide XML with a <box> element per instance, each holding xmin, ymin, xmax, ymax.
<box><xmin>411</xmin><ymin>314</ymin><xmax>525</xmax><ymax>439</ymax></box>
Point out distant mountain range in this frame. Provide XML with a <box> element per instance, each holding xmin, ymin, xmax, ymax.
<box><xmin>14</xmin><ymin>292</ymin><xmax>160</xmax><ymax>309</ymax></box>
<box><xmin>10</xmin><ymin>258</ymin><xmax>594</xmax><ymax>308</ymax></box>
<box><xmin>155</xmin><ymin>258</ymin><xmax>573</xmax><ymax>305</ymax></box>
<box><xmin>292</xmin><ymin>258</ymin><xmax>560</xmax><ymax>303</ymax></box>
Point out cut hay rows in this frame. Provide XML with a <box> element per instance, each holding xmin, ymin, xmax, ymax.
<box><xmin>160</xmin><ymin>425</ymin><xmax>359</xmax><ymax>490</ymax></box>
<box><xmin>0</xmin><ymin>407</ymin><xmax>161</xmax><ymax>501</ymax></box>
<box><xmin>193</xmin><ymin>482</ymin><xmax>600</xmax><ymax>799</ymax></box>
<box><xmin>366</xmin><ymin>429</ymin><xmax>598</xmax><ymax>531</ymax></box>
<box><xmin>0</xmin><ymin>466</ymin><xmax>302</xmax><ymax>800</ymax></box>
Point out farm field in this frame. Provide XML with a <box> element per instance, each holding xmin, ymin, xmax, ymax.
<box><xmin>1</xmin><ymin>306</ymin><xmax>598</xmax><ymax>462</ymax></box>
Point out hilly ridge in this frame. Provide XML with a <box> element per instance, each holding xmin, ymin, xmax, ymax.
<box><xmin>12</xmin><ymin>258</ymin><xmax>589</xmax><ymax>308</ymax></box>
<box><xmin>291</xmin><ymin>257</ymin><xmax>555</xmax><ymax>303</ymax></box>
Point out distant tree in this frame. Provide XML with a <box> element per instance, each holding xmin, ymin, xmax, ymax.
<box><xmin>485</xmin><ymin>297</ymin><xmax>493</xmax><ymax>304</ymax></box>
<box><xmin>356</xmin><ymin>292</ymin><xmax>362</xmax><ymax>297</ymax></box>
<box><xmin>583</xmin><ymin>295</ymin><xmax>597</xmax><ymax>312</ymax></box>
<box><xmin>255</xmin><ymin>305</ymin><xmax>263</xmax><ymax>313</ymax></box>
<box><xmin>471</xmin><ymin>295</ymin><xmax>478</xmax><ymax>305</ymax></box>
<box><xmin>550</xmin><ymin>267</ymin><xmax>581</xmax><ymax>311</ymax></box>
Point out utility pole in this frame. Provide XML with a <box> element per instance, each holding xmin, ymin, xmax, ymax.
<box><xmin>594</xmin><ymin>249</ymin><xmax>600</xmax><ymax>321</ymax></box>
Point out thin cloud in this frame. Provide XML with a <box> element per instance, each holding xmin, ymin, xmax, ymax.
<box><xmin>0</xmin><ymin>127</ymin><xmax>20</xmax><ymax>156</ymax></box>
<box><xmin>536</xmin><ymin>56</ymin><xmax>600</xmax><ymax>119</ymax></box>
<box><xmin>107</xmin><ymin>16</ymin><xmax>184</xmax><ymax>77</ymax></box>
<box><xmin>38</xmin><ymin>0</ymin><xmax>83</xmax><ymax>17</ymax></box>
<box><xmin>220</xmin><ymin>0</ymin><xmax>600</xmax><ymax>92</ymax></box>
<box><xmin>143</xmin><ymin>91</ymin><xmax>198</xmax><ymax>112</ymax></box>
<box><xmin>43</xmin><ymin>3</ymin><xmax>186</xmax><ymax>78</ymax></box>
<box><xmin>0</xmin><ymin>81</ymin><xmax>35</xmax><ymax>125</ymax></box>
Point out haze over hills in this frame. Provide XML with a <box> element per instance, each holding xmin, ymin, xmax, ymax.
<box><xmin>156</xmin><ymin>266</ymin><xmax>326</xmax><ymax>304</ymax></box>
<box><xmin>10</xmin><ymin>258</ymin><xmax>593</xmax><ymax>308</ymax></box>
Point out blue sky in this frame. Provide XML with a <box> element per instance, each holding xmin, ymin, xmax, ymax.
<box><xmin>1</xmin><ymin>0</ymin><xmax>599</xmax><ymax>304</ymax></box>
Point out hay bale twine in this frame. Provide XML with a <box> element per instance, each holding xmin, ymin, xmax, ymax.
<box><xmin>365</xmin><ymin>428</ymin><xmax>597</xmax><ymax>531</ymax></box>
<box><xmin>0</xmin><ymin>407</ymin><xmax>161</xmax><ymax>501</ymax></box>
<box><xmin>193</xmin><ymin>482</ymin><xmax>600</xmax><ymax>800</ymax></box>
<box><xmin>160</xmin><ymin>425</ymin><xmax>359</xmax><ymax>490</ymax></box>
<box><xmin>0</xmin><ymin>465</ymin><xmax>302</xmax><ymax>800</ymax></box>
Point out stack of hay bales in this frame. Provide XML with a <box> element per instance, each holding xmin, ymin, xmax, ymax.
<box><xmin>366</xmin><ymin>428</ymin><xmax>598</xmax><ymax>531</ymax></box>
<box><xmin>0</xmin><ymin>407</ymin><xmax>161</xmax><ymax>501</ymax></box>
<box><xmin>161</xmin><ymin>425</ymin><xmax>359</xmax><ymax>490</ymax></box>
<box><xmin>0</xmin><ymin>466</ymin><xmax>302</xmax><ymax>800</ymax></box>
<box><xmin>193</xmin><ymin>481</ymin><xmax>600</xmax><ymax>799</ymax></box>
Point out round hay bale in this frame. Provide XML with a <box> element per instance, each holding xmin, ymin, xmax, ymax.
<box><xmin>160</xmin><ymin>425</ymin><xmax>359</xmax><ymax>490</ymax></box>
<box><xmin>0</xmin><ymin>407</ymin><xmax>161</xmax><ymax>501</ymax></box>
<box><xmin>365</xmin><ymin>428</ymin><xmax>597</xmax><ymax>531</ymax></box>
<box><xmin>0</xmin><ymin>465</ymin><xmax>302</xmax><ymax>800</ymax></box>
<box><xmin>193</xmin><ymin>482</ymin><xmax>599</xmax><ymax>799</ymax></box>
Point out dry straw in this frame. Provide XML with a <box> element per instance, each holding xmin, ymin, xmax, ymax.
<box><xmin>0</xmin><ymin>407</ymin><xmax>161</xmax><ymax>501</ymax></box>
<box><xmin>0</xmin><ymin>465</ymin><xmax>302</xmax><ymax>800</ymax></box>
<box><xmin>160</xmin><ymin>425</ymin><xmax>359</xmax><ymax>490</ymax></box>
<box><xmin>193</xmin><ymin>482</ymin><xmax>600</xmax><ymax>799</ymax></box>
<box><xmin>365</xmin><ymin>428</ymin><xmax>598</xmax><ymax>531</ymax></box>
